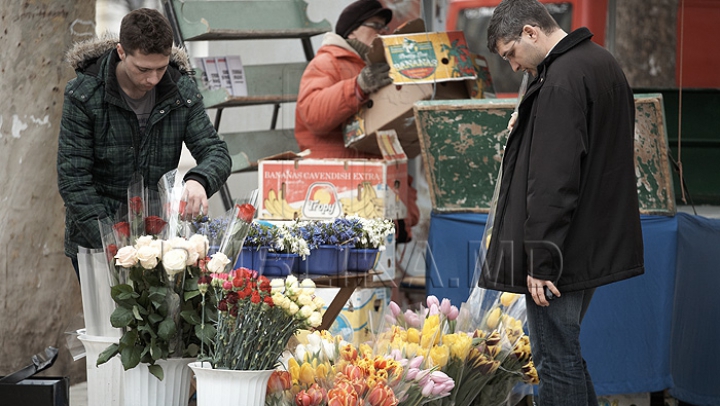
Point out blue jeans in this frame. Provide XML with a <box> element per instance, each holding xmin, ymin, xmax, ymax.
<box><xmin>526</xmin><ymin>289</ymin><xmax>597</xmax><ymax>406</ymax></box>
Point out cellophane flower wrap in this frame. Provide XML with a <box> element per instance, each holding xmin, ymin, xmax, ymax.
<box><xmin>377</xmin><ymin>292</ymin><xmax>538</xmax><ymax>406</ymax></box>
<box><xmin>157</xmin><ymin>169</ymin><xmax>189</xmax><ymax>239</ymax></box>
<box><xmin>217</xmin><ymin>190</ymin><xmax>259</xmax><ymax>270</ymax></box>
<box><xmin>96</xmin><ymin>173</ymin><xmax>211</xmax><ymax>380</ymax></box>
<box><xmin>204</xmin><ymin>271</ymin><xmax>324</xmax><ymax>371</ymax></box>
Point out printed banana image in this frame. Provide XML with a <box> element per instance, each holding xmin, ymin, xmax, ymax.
<box><xmin>339</xmin><ymin>182</ymin><xmax>384</xmax><ymax>218</ymax></box>
<box><xmin>264</xmin><ymin>189</ymin><xmax>299</xmax><ymax>219</ymax></box>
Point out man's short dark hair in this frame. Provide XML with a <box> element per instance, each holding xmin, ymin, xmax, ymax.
<box><xmin>119</xmin><ymin>8</ymin><xmax>173</xmax><ymax>56</ymax></box>
<box><xmin>487</xmin><ymin>0</ymin><xmax>560</xmax><ymax>54</ymax></box>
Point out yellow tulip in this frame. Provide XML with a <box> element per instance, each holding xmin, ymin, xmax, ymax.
<box><xmin>486</xmin><ymin>307</ymin><xmax>502</xmax><ymax>330</ymax></box>
<box><xmin>429</xmin><ymin>344</ymin><xmax>450</xmax><ymax>368</ymax></box>
<box><xmin>500</xmin><ymin>292</ymin><xmax>520</xmax><ymax>307</ymax></box>
<box><xmin>298</xmin><ymin>363</ymin><xmax>316</xmax><ymax>385</ymax></box>
<box><xmin>406</xmin><ymin>328</ymin><xmax>420</xmax><ymax>343</ymax></box>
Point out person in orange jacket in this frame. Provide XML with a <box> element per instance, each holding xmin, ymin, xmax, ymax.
<box><xmin>295</xmin><ymin>0</ymin><xmax>419</xmax><ymax>242</ymax></box>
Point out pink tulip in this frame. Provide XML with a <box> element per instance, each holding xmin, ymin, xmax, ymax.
<box><xmin>447</xmin><ymin>305</ymin><xmax>460</xmax><ymax>321</ymax></box>
<box><xmin>428</xmin><ymin>303</ymin><xmax>440</xmax><ymax>316</ymax></box>
<box><xmin>385</xmin><ymin>314</ymin><xmax>397</xmax><ymax>325</ymax></box>
<box><xmin>404</xmin><ymin>310</ymin><xmax>420</xmax><ymax>328</ymax></box>
<box><xmin>421</xmin><ymin>380</ymin><xmax>434</xmax><ymax>397</ymax></box>
<box><xmin>389</xmin><ymin>301</ymin><xmax>401</xmax><ymax>317</ymax></box>
<box><xmin>409</xmin><ymin>355</ymin><xmax>424</xmax><ymax>369</ymax></box>
<box><xmin>440</xmin><ymin>298</ymin><xmax>452</xmax><ymax>315</ymax></box>
<box><xmin>426</xmin><ymin>295</ymin><xmax>440</xmax><ymax>308</ymax></box>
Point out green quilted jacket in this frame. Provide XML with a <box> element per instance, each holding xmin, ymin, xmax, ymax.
<box><xmin>57</xmin><ymin>37</ymin><xmax>231</xmax><ymax>259</ymax></box>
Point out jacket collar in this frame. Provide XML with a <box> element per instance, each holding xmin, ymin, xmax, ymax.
<box><xmin>321</xmin><ymin>32</ymin><xmax>360</xmax><ymax>55</ymax></box>
<box><xmin>537</xmin><ymin>27</ymin><xmax>593</xmax><ymax>75</ymax></box>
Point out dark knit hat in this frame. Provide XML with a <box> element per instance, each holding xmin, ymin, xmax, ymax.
<box><xmin>335</xmin><ymin>0</ymin><xmax>393</xmax><ymax>39</ymax></box>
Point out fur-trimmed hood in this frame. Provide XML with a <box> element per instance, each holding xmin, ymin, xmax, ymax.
<box><xmin>65</xmin><ymin>34</ymin><xmax>191</xmax><ymax>72</ymax></box>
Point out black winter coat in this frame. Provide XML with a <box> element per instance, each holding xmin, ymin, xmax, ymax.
<box><xmin>480</xmin><ymin>28</ymin><xmax>644</xmax><ymax>293</ymax></box>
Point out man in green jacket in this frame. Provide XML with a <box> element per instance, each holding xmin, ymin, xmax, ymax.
<box><xmin>57</xmin><ymin>8</ymin><xmax>231</xmax><ymax>278</ymax></box>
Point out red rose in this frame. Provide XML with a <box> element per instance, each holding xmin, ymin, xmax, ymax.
<box><xmin>236</xmin><ymin>203</ymin><xmax>255</xmax><ymax>223</ymax></box>
<box><xmin>113</xmin><ymin>222</ymin><xmax>130</xmax><ymax>238</ymax></box>
<box><xmin>129</xmin><ymin>196</ymin><xmax>143</xmax><ymax>215</ymax></box>
<box><xmin>106</xmin><ymin>244</ymin><xmax>118</xmax><ymax>263</ymax></box>
<box><xmin>144</xmin><ymin>215</ymin><xmax>167</xmax><ymax>235</ymax></box>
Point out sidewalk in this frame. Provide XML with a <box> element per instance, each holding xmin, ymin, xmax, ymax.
<box><xmin>69</xmin><ymin>382</ymin><xmax>197</xmax><ymax>406</ymax></box>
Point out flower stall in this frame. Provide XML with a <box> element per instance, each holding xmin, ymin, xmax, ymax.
<box><xmin>78</xmin><ymin>169</ymin><xmax>537</xmax><ymax>406</ymax></box>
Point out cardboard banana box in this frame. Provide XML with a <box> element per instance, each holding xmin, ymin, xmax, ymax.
<box><xmin>258</xmin><ymin>158</ymin><xmax>408</xmax><ymax>221</ymax></box>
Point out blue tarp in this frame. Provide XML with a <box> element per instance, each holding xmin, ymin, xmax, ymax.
<box><xmin>426</xmin><ymin>212</ymin><xmax>719</xmax><ymax>405</ymax></box>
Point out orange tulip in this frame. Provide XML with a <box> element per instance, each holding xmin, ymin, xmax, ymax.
<box><xmin>267</xmin><ymin>370</ymin><xmax>292</xmax><ymax>393</ymax></box>
<box><xmin>367</xmin><ymin>382</ymin><xmax>398</xmax><ymax>406</ymax></box>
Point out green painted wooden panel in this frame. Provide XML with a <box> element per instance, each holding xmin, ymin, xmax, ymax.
<box><xmin>222</xmin><ymin>129</ymin><xmax>299</xmax><ymax>173</ymax></box>
<box><xmin>414</xmin><ymin>94</ymin><xmax>675</xmax><ymax>215</ymax></box>
<box><xmin>197</xmin><ymin>62</ymin><xmax>308</xmax><ymax>109</ymax></box>
<box><xmin>169</xmin><ymin>0</ymin><xmax>331</xmax><ymax>41</ymax></box>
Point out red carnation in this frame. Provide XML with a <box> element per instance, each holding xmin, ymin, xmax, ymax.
<box><xmin>236</xmin><ymin>203</ymin><xmax>255</xmax><ymax>223</ymax></box>
<box><xmin>144</xmin><ymin>215</ymin><xmax>167</xmax><ymax>235</ymax></box>
<box><xmin>250</xmin><ymin>291</ymin><xmax>261</xmax><ymax>304</ymax></box>
<box><xmin>129</xmin><ymin>196</ymin><xmax>143</xmax><ymax>215</ymax></box>
<box><xmin>113</xmin><ymin>222</ymin><xmax>130</xmax><ymax>238</ymax></box>
<box><xmin>263</xmin><ymin>295</ymin><xmax>274</xmax><ymax>307</ymax></box>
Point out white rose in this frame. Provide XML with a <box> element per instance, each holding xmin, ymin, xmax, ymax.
<box><xmin>307</xmin><ymin>312</ymin><xmax>323</xmax><ymax>328</ymax></box>
<box><xmin>188</xmin><ymin>234</ymin><xmax>209</xmax><ymax>259</ymax></box>
<box><xmin>135</xmin><ymin>235</ymin><xmax>154</xmax><ymax>249</ymax></box>
<box><xmin>164</xmin><ymin>237</ymin><xmax>189</xmax><ymax>255</ymax></box>
<box><xmin>136</xmin><ymin>244</ymin><xmax>160</xmax><ymax>270</ymax></box>
<box><xmin>115</xmin><ymin>246</ymin><xmax>138</xmax><ymax>268</ymax></box>
<box><xmin>207</xmin><ymin>252</ymin><xmax>230</xmax><ymax>273</ymax></box>
<box><xmin>162</xmin><ymin>249</ymin><xmax>188</xmax><ymax>276</ymax></box>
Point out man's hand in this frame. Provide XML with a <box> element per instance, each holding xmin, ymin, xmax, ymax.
<box><xmin>527</xmin><ymin>275</ymin><xmax>561</xmax><ymax>307</ymax></box>
<box><xmin>507</xmin><ymin>111</ymin><xmax>518</xmax><ymax>131</ymax></box>
<box><xmin>182</xmin><ymin>179</ymin><xmax>208</xmax><ymax>220</ymax></box>
<box><xmin>357</xmin><ymin>62</ymin><xmax>393</xmax><ymax>94</ymax></box>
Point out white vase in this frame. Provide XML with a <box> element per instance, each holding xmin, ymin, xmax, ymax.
<box><xmin>122</xmin><ymin>358</ymin><xmax>193</xmax><ymax>406</ymax></box>
<box><xmin>78</xmin><ymin>333</ymin><xmax>123</xmax><ymax>406</ymax></box>
<box><xmin>188</xmin><ymin>361</ymin><xmax>274</xmax><ymax>406</ymax></box>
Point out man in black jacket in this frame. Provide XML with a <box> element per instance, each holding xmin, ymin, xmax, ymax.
<box><xmin>482</xmin><ymin>1</ymin><xmax>644</xmax><ymax>405</ymax></box>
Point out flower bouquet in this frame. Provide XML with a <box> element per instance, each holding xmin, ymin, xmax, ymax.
<box><xmin>269</xmin><ymin>330</ymin><xmax>455</xmax><ymax>406</ymax></box>
<box><xmin>189</xmin><ymin>271</ymin><xmax>325</xmax><ymax>406</ymax></box>
<box><xmin>96</xmin><ymin>172</ymin><xmax>211</xmax><ymax>380</ymax></box>
<box><xmin>378</xmin><ymin>293</ymin><xmax>538</xmax><ymax>406</ymax></box>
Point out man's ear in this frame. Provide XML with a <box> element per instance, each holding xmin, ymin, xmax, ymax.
<box><xmin>116</xmin><ymin>43</ymin><xmax>125</xmax><ymax>60</ymax></box>
<box><xmin>522</xmin><ymin>25</ymin><xmax>539</xmax><ymax>41</ymax></box>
